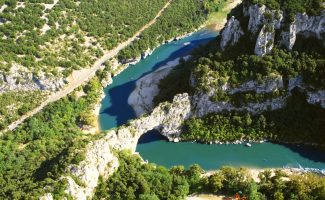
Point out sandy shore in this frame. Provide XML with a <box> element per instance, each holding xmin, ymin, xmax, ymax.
<box><xmin>128</xmin><ymin>56</ymin><xmax>191</xmax><ymax>117</ymax></box>
<box><xmin>205</xmin><ymin>0</ymin><xmax>242</xmax><ymax>31</ymax></box>
<box><xmin>90</xmin><ymin>0</ymin><xmax>242</xmax><ymax>133</ymax></box>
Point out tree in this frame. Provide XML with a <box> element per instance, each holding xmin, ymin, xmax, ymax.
<box><xmin>209</xmin><ymin>172</ymin><xmax>224</xmax><ymax>193</ymax></box>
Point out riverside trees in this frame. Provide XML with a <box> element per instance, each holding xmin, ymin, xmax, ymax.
<box><xmin>94</xmin><ymin>151</ymin><xmax>325</xmax><ymax>200</ymax></box>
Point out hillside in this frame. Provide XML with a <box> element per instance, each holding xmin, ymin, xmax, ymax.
<box><xmin>0</xmin><ymin>0</ymin><xmax>324</xmax><ymax>200</ymax></box>
<box><xmin>0</xmin><ymin>0</ymin><xmax>217</xmax><ymax>198</ymax></box>
<box><xmin>0</xmin><ymin>0</ymin><xmax>213</xmax><ymax>131</ymax></box>
<box><xmin>153</xmin><ymin>0</ymin><xmax>325</xmax><ymax>145</ymax></box>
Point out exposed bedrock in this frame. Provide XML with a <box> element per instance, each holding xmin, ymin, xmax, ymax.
<box><xmin>220</xmin><ymin>3</ymin><xmax>324</xmax><ymax>56</ymax></box>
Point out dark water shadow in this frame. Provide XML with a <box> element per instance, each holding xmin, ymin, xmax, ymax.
<box><xmin>137</xmin><ymin>129</ymin><xmax>167</xmax><ymax>144</ymax></box>
<box><xmin>100</xmin><ymin>36</ymin><xmax>215</xmax><ymax>128</ymax></box>
<box><xmin>275</xmin><ymin>142</ymin><xmax>325</xmax><ymax>164</ymax></box>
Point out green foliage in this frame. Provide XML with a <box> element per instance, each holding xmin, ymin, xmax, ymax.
<box><xmin>0</xmin><ymin>0</ymin><xmax>168</xmax><ymax>76</ymax></box>
<box><xmin>93</xmin><ymin>150</ymin><xmax>190</xmax><ymax>200</ymax></box>
<box><xmin>182</xmin><ymin>112</ymin><xmax>267</xmax><ymax>142</ymax></box>
<box><xmin>0</xmin><ymin>75</ymin><xmax>103</xmax><ymax>198</ymax></box>
<box><xmin>248</xmin><ymin>0</ymin><xmax>324</xmax><ymax>18</ymax></box>
<box><xmin>192</xmin><ymin>48</ymin><xmax>325</xmax><ymax>91</ymax></box>
<box><xmin>0</xmin><ymin>90</ymin><xmax>45</xmax><ymax>129</ymax></box>
<box><xmin>153</xmin><ymin>58</ymin><xmax>193</xmax><ymax>106</ymax></box>
<box><xmin>118</xmin><ymin>0</ymin><xmax>213</xmax><ymax>62</ymax></box>
<box><xmin>97</xmin><ymin>152</ymin><xmax>325</xmax><ymax>199</ymax></box>
<box><xmin>182</xmin><ymin>89</ymin><xmax>325</xmax><ymax>145</ymax></box>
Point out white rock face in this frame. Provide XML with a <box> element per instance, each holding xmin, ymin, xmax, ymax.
<box><xmin>128</xmin><ymin>56</ymin><xmax>191</xmax><ymax>116</ymax></box>
<box><xmin>220</xmin><ymin>3</ymin><xmax>324</xmax><ymax>55</ymax></box>
<box><xmin>220</xmin><ymin>16</ymin><xmax>244</xmax><ymax>50</ymax></box>
<box><xmin>39</xmin><ymin>193</ymin><xmax>53</xmax><ymax>200</ymax></box>
<box><xmin>254</xmin><ymin>25</ymin><xmax>275</xmax><ymax>56</ymax></box>
<box><xmin>281</xmin><ymin>12</ymin><xmax>325</xmax><ymax>50</ymax></box>
<box><xmin>0</xmin><ymin>65</ymin><xmax>65</xmax><ymax>93</ymax></box>
<box><xmin>193</xmin><ymin>91</ymin><xmax>287</xmax><ymax>117</ymax></box>
<box><xmin>64</xmin><ymin>135</ymin><xmax>119</xmax><ymax>200</ymax></box>
<box><xmin>42</xmin><ymin>93</ymin><xmax>191</xmax><ymax>200</ymax></box>
<box><xmin>247</xmin><ymin>4</ymin><xmax>267</xmax><ymax>34</ymax></box>
<box><xmin>191</xmin><ymin>75</ymin><xmax>323</xmax><ymax>117</ymax></box>
<box><xmin>307</xmin><ymin>90</ymin><xmax>325</xmax><ymax>108</ymax></box>
<box><xmin>230</xmin><ymin>77</ymin><xmax>284</xmax><ymax>94</ymax></box>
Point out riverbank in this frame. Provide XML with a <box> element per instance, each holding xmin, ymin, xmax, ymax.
<box><xmin>94</xmin><ymin>0</ymin><xmax>242</xmax><ymax>132</ymax></box>
<box><xmin>205</xmin><ymin>0</ymin><xmax>242</xmax><ymax>31</ymax></box>
<box><xmin>128</xmin><ymin>55</ymin><xmax>191</xmax><ymax>117</ymax></box>
<box><xmin>94</xmin><ymin>28</ymin><xmax>216</xmax><ymax>132</ymax></box>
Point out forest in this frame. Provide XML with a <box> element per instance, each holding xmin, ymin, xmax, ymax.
<box><xmin>94</xmin><ymin>150</ymin><xmax>325</xmax><ymax>200</ymax></box>
<box><xmin>0</xmin><ymin>90</ymin><xmax>45</xmax><ymax>129</ymax></box>
<box><xmin>182</xmin><ymin>90</ymin><xmax>325</xmax><ymax>145</ymax></box>
<box><xmin>0</xmin><ymin>71</ymin><xmax>105</xmax><ymax>198</ymax></box>
<box><xmin>0</xmin><ymin>0</ymin><xmax>222</xmax><ymax>198</ymax></box>
<box><xmin>247</xmin><ymin>0</ymin><xmax>324</xmax><ymax>17</ymax></box>
<box><xmin>0</xmin><ymin>0</ymin><xmax>167</xmax><ymax>76</ymax></box>
<box><xmin>117</xmin><ymin>0</ymin><xmax>214</xmax><ymax>62</ymax></box>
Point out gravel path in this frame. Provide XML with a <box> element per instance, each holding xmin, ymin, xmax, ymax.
<box><xmin>5</xmin><ymin>0</ymin><xmax>172</xmax><ymax>132</ymax></box>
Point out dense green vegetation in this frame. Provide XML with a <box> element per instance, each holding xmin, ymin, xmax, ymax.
<box><xmin>118</xmin><ymin>0</ymin><xmax>214</xmax><ymax>62</ymax></box>
<box><xmin>248</xmin><ymin>0</ymin><xmax>324</xmax><ymax>18</ymax></box>
<box><xmin>0</xmin><ymin>71</ymin><xmax>106</xmax><ymax>198</ymax></box>
<box><xmin>94</xmin><ymin>151</ymin><xmax>325</xmax><ymax>200</ymax></box>
<box><xmin>0</xmin><ymin>1</ymin><xmax>227</xmax><ymax>197</ymax></box>
<box><xmin>0</xmin><ymin>0</ymin><xmax>167</xmax><ymax>76</ymax></box>
<box><xmin>153</xmin><ymin>0</ymin><xmax>325</xmax><ymax>145</ymax></box>
<box><xmin>0</xmin><ymin>91</ymin><xmax>45</xmax><ymax>129</ymax></box>
<box><xmin>191</xmin><ymin>48</ymin><xmax>325</xmax><ymax>91</ymax></box>
<box><xmin>155</xmin><ymin>43</ymin><xmax>325</xmax><ymax>105</ymax></box>
<box><xmin>182</xmin><ymin>90</ymin><xmax>325</xmax><ymax>145</ymax></box>
<box><xmin>153</xmin><ymin>58</ymin><xmax>193</xmax><ymax>106</ymax></box>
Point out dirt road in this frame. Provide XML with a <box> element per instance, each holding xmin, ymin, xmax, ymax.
<box><xmin>6</xmin><ymin>0</ymin><xmax>172</xmax><ymax>132</ymax></box>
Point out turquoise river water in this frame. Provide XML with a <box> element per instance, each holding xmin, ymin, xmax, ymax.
<box><xmin>99</xmin><ymin>29</ymin><xmax>325</xmax><ymax>170</ymax></box>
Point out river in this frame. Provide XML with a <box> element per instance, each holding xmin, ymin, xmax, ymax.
<box><xmin>99</xmin><ymin>28</ymin><xmax>325</xmax><ymax>170</ymax></box>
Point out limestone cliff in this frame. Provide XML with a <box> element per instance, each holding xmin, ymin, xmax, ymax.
<box><xmin>220</xmin><ymin>2</ymin><xmax>324</xmax><ymax>56</ymax></box>
<box><xmin>128</xmin><ymin>56</ymin><xmax>191</xmax><ymax>116</ymax></box>
<box><xmin>42</xmin><ymin>93</ymin><xmax>191</xmax><ymax>200</ymax></box>
<box><xmin>0</xmin><ymin>65</ymin><xmax>65</xmax><ymax>93</ymax></box>
<box><xmin>220</xmin><ymin>16</ymin><xmax>244</xmax><ymax>51</ymax></box>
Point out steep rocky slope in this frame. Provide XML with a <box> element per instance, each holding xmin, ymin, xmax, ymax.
<box><xmin>42</xmin><ymin>93</ymin><xmax>191</xmax><ymax>199</ymax></box>
<box><xmin>220</xmin><ymin>2</ymin><xmax>325</xmax><ymax>55</ymax></box>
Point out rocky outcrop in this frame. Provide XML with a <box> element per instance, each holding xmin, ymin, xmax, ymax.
<box><xmin>193</xmin><ymin>91</ymin><xmax>287</xmax><ymax>117</ymax></box>
<box><xmin>229</xmin><ymin>76</ymin><xmax>284</xmax><ymax>94</ymax></box>
<box><xmin>254</xmin><ymin>25</ymin><xmax>275</xmax><ymax>56</ymax></box>
<box><xmin>0</xmin><ymin>66</ymin><xmax>65</xmax><ymax>93</ymax></box>
<box><xmin>307</xmin><ymin>90</ymin><xmax>325</xmax><ymax>108</ymax></box>
<box><xmin>42</xmin><ymin>93</ymin><xmax>191</xmax><ymax>200</ymax></box>
<box><xmin>220</xmin><ymin>16</ymin><xmax>244</xmax><ymax>50</ymax></box>
<box><xmin>245</xmin><ymin>4</ymin><xmax>267</xmax><ymax>34</ymax></box>
<box><xmin>64</xmin><ymin>137</ymin><xmax>119</xmax><ymax>200</ymax></box>
<box><xmin>281</xmin><ymin>12</ymin><xmax>325</xmax><ymax>50</ymax></box>
<box><xmin>191</xmin><ymin>75</ymin><xmax>322</xmax><ymax>117</ymax></box>
<box><xmin>220</xmin><ymin>3</ymin><xmax>324</xmax><ymax>55</ymax></box>
<box><xmin>128</xmin><ymin>56</ymin><xmax>191</xmax><ymax>116</ymax></box>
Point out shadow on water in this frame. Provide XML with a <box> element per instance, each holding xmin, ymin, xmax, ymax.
<box><xmin>100</xmin><ymin>36</ymin><xmax>214</xmax><ymax>128</ymax></box>
<box><xmin>278</xmin><ymin>143</ymin><xmax>325</xmax><ymax>164</ymax></box>
<box><xmin>137</xmin><ymin>129</ymin><xmax>167</xmax><ymax>144</ymax></box>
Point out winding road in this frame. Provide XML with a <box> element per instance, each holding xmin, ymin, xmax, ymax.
<box><xmin>5</xmin><ymin>0</ymin><xmax>172</xmax><ymax>132</ymax></box>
